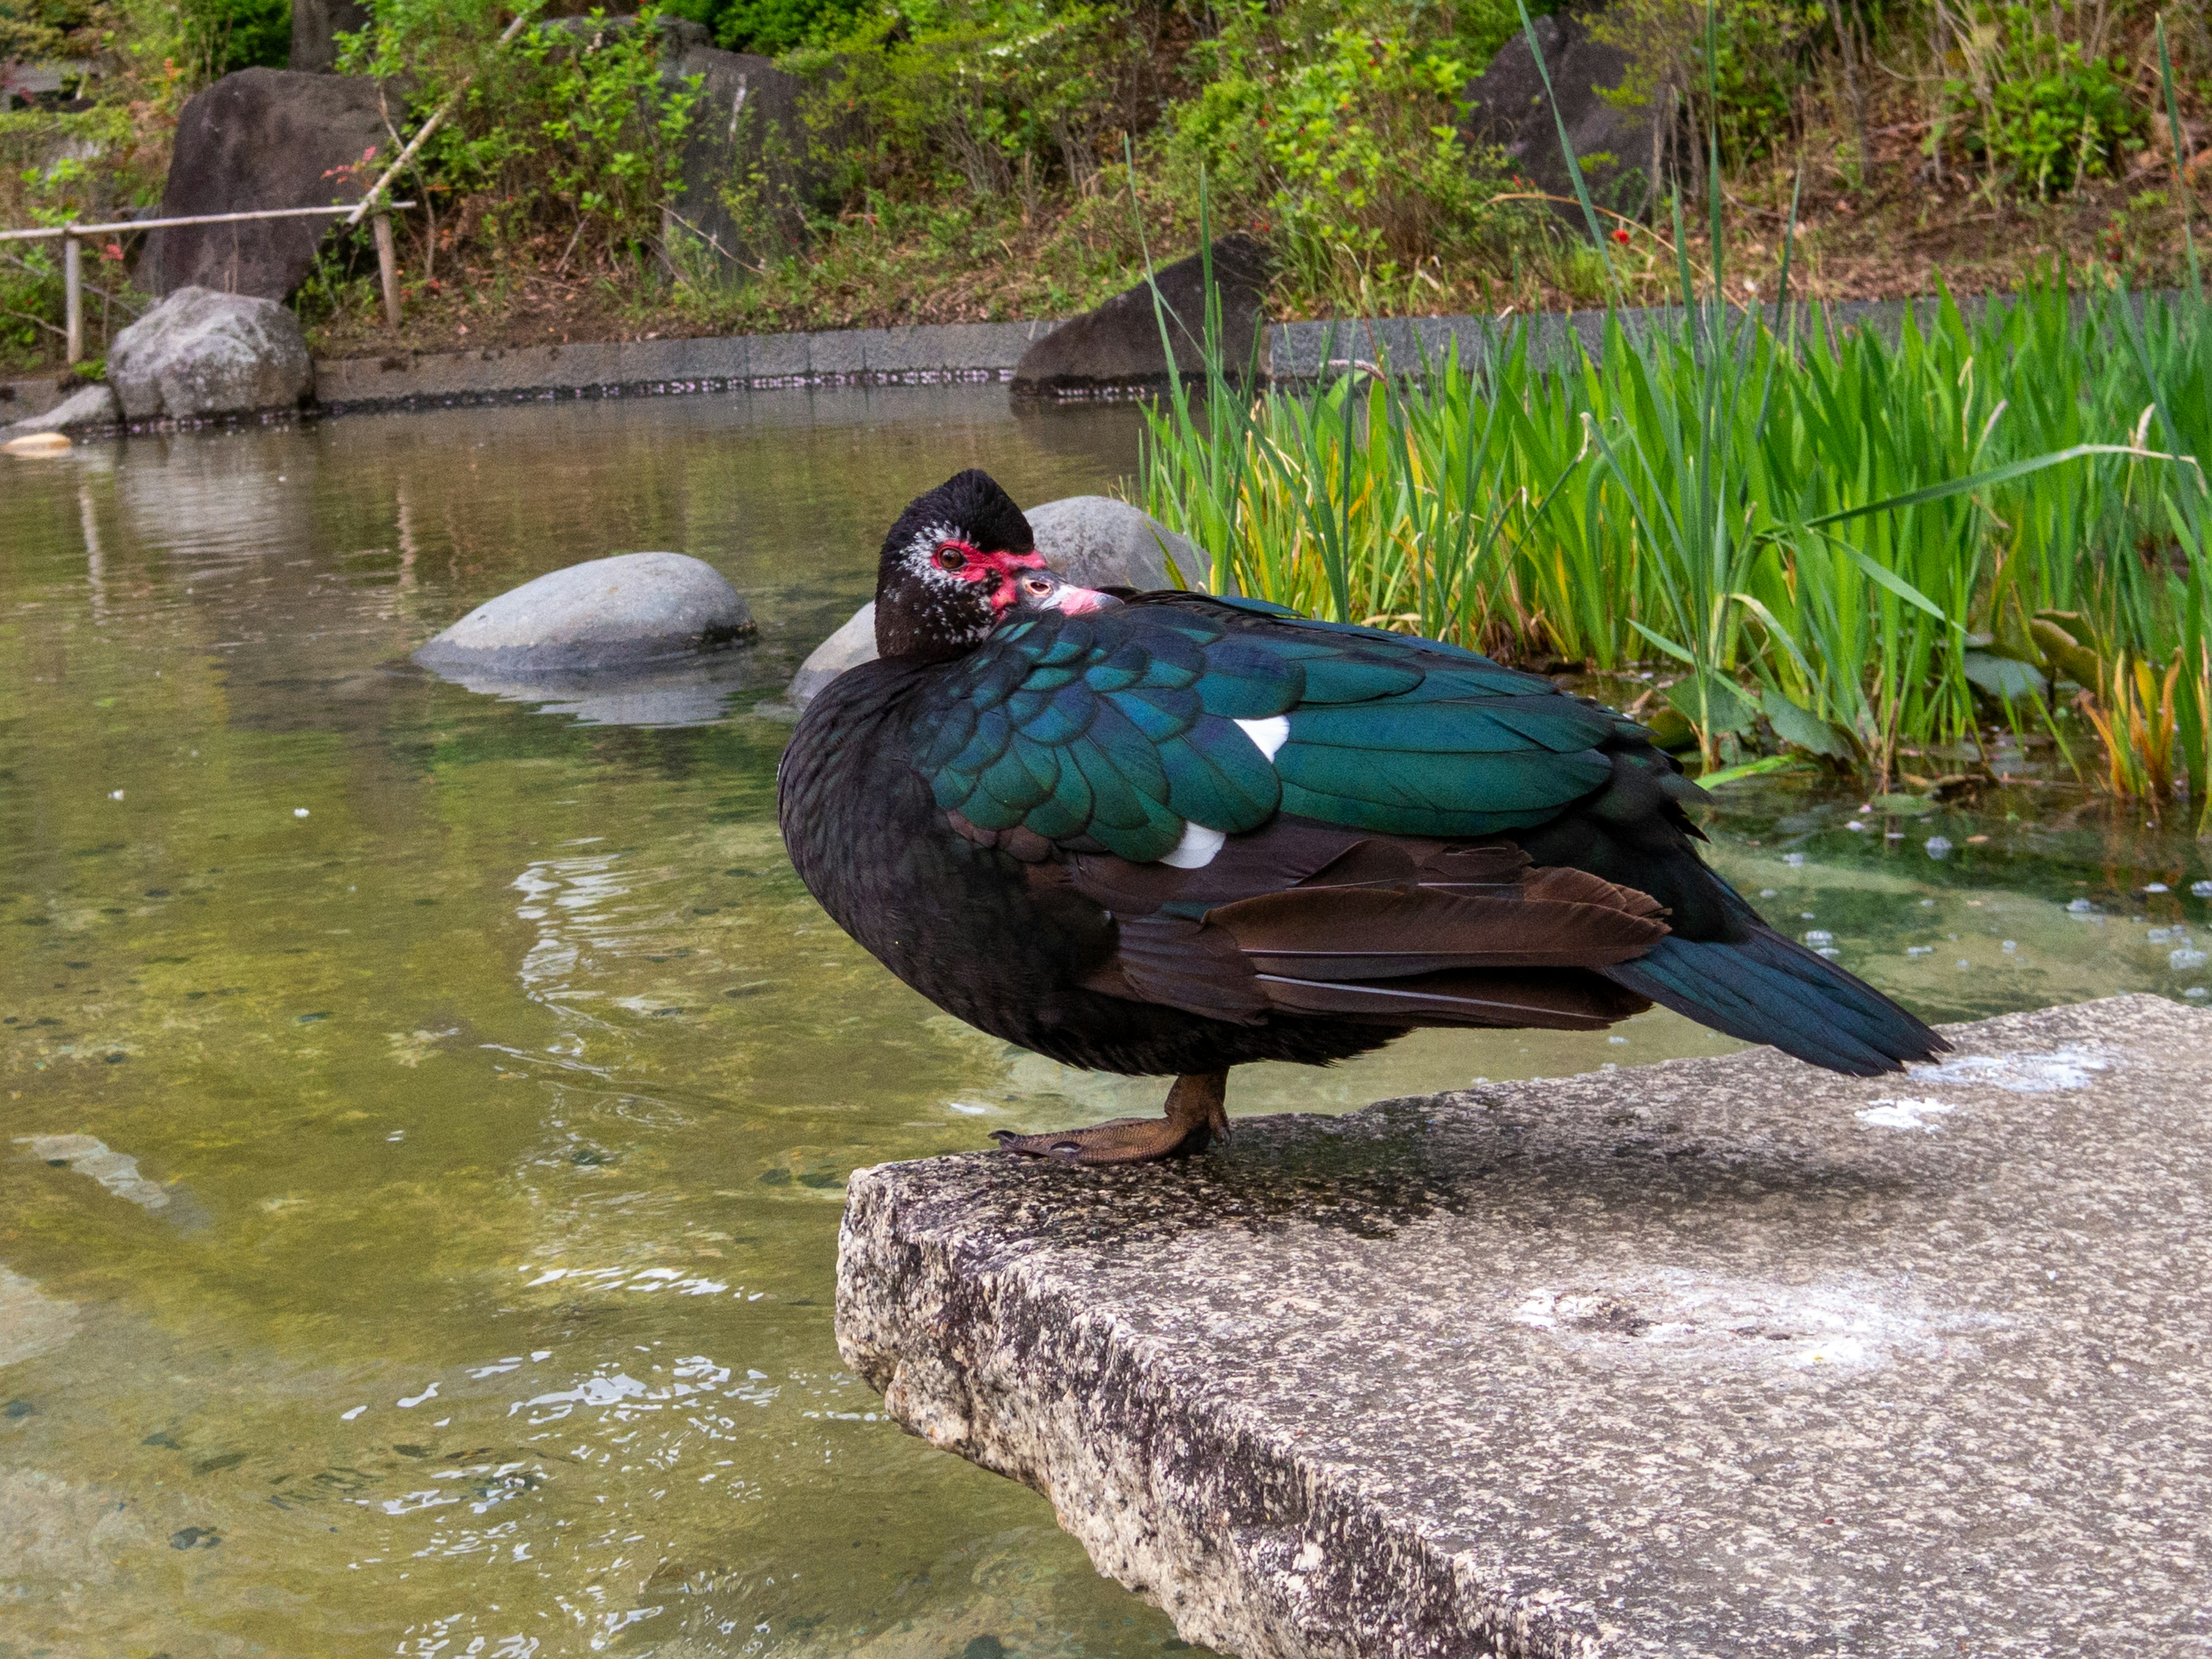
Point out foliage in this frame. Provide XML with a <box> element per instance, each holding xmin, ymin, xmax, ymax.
<box><xmin>173</xmin><ymin>0</ymin><xmax>291</xmax><ymax>80</ymax></box>
<box><xmin>811</xmin><ymin>0</ymin><xmax>1156</xmax><ymax>213</ymax></box>
<box><xmin>1158</xmin><ymin>0</ymin><xmax>1518</xmax><ymax>306</ymax></box>
<box><xmin>338</xmin><ymin>2</ymin><xmax>699</xmax><ymax>274</ymax></box>
<box><xmin>1141</xmin><ymin>275</ymin><xmax>2212</xmax><ymax>821</ymax></box>
<box><xmin>1</xmin><ymin>0</ymin><xmax>99</xmax><ymax>65</ymax></box>
<box><xmin>661</xmin><ymin>0</ymin><xmax>875</xmax><ymax>56</ymax></box>
<box><xmin>1590</xmin><ymin>0</ymin><xmax>1827</xmax><ymax>166</ymax></box>
<box><xmin>1934</xmin><ymin>1</ymin><xmax>2143</xmax><ymax>198</ymax></box>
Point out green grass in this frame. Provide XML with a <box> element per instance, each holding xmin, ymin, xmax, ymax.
<box><xmin>1138</xmin><ymin>274</ymin><xmax>2212</xmax><ymax>828</ymax></box>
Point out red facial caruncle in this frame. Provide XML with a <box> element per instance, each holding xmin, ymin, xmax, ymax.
<box><xmin>930</xmin><ymin>539</ymin><xmax>1044</xmax><ymax>615</ymax></box>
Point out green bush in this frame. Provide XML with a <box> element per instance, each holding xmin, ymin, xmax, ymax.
<box><xmin>659</xmin><ymin>0</ymin><xmax>875</xmax><ymax>56</ymax></box>
<box><xmin>1590</xmin><ymin>0</ymin><xmax>1826</xmax><ymax>166</ymax></box>
<box><xmin>176</xmin><ymin>0</ymin><xmax>293</xmax><ymax>78</ymax></box>
<box><xmin>814</xmin><ymin>0</ymin><xmax>1150</xmax><ymax>208</ymax></box>
<box><xmin>1160</xmin><ymin>0</ymin><xmax>1509</xmax><ymax>304</ymax></box>
<box><xmin>1938</xmin><ymin>3</ymin><xmax>2142</xmax><ymax>198</ymax></box>
<box><xmin>338</xmin><ymin>2</ymin><xmax>699</xmax><ymax>269</ymax></box>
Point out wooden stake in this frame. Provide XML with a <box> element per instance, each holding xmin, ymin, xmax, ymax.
<box><xmin>63</xmin><ymin>230</ymin><xmax>82</xmax><ymax>365</ymax></box>
<box><xmin>373</xmin><ymin>212</ymin><xmax>402</xmax><ymax>328</ymax></box>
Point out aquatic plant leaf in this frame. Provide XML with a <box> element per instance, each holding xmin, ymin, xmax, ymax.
<box><xmin>1666</xmin><ymin>673</ymin><xmax>1755</xmax><ymax>736</ymax></box>
<box><xmin>1961</xmin><ymin>652</ymin><xmax>2048</xmax><ymax>703</ymax></box>
<box><xmin>1760</xmin><ymin>691</ymin><xmax>1853</xmax><ymax>759</ymax></box>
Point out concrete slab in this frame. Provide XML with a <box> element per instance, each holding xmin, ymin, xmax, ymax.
<box><xmin>837</xmin><ymin>994</ymin><xmax>2212</xmax><ymax>1658</ymax></box>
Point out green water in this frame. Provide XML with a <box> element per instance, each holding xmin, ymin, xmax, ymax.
<box><xmin>2</xmin><ymin>388</ymin><xmax>2209</xmax><ymax>1659</ymax></box>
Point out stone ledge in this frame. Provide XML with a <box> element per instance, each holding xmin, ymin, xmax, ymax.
<box><xmin>836</xmin><ymin>994</ymin><xmax>2212</xmax><ymax>1658</ymax></box>
<box><xmin>310</xmin><ymin>318</ymin><xmax>1065</xmax><ymax>412</ymax></box>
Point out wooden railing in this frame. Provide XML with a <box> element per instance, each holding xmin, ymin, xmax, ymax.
<box><xmin>0</xmin><ymin>200</ymin><xmax>416</xmax><ymax>363</ymax></box>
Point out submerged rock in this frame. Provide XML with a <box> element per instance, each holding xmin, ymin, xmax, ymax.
<box><xmin>1022</xmin><ymin>495</ymin><xmax>1199</xmax><ymax>591</ymax></box>
<box><xmin>3</xmin><ymin>382</ymin><xmax>120</xmax><ymax>437</ymax></box>
<box><xmin>416</xmin><ymin>552</ymin><xmax>756</xmax><ymax>677</ymax></box>
<box><xmin>787</xmin><ymin>602</ymin><xmax>878</xmax><ymax>707</ymax></box>
<box><xmin>107</xmin><ymin>287</ymin><xmax>313</xmax><ymax>421</ymax></box>
<box><xmin>1009</xmin><ymin>236</ymin><xmax>1271</xmax><ymax>397</ymax></box>
<box><xmin>786</xmin><ymin>498</ymin><xmax>1203</xmax><ymax>706</ymax></box>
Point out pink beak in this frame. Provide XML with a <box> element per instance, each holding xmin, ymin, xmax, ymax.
<box><xmin>1016</xmin><ymin>570</ymin><xmax>1120</xmax><ymax>616</ymax></box>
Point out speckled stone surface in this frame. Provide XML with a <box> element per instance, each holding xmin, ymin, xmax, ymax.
<box><xmin>836</xmin><ymin>995</ymin><xmax>2212</xmax><ymax>1658</ymax></box>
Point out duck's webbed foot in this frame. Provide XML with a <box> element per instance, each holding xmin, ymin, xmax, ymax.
<box><xmin>991</xmin><ymin>1071</ymin><xmax>1229</xmax><ymax>1166</ymax></box>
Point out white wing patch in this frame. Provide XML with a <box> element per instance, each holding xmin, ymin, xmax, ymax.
<box><xmin>1159</xmin><ymin>823</ymin><xmax>1226</xmax><ymax>870</ymax></box>
<box><xmin>1236</xmin><ymin>714</ymin><xmax>1291</xmax><ymax>760</ymax></box>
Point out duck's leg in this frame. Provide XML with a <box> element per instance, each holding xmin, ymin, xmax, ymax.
<box><xmin>992</xmin><ymin>1070</ymin><xmax>1229</xmax><ymax>1166</ymax></box>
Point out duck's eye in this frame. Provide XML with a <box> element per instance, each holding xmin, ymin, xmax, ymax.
<box><xmin>1022</xmin><ymin>575</ymin><xmax>1052</xmax><ymax>596</ymax></box>
<box><xmin>934</xmin><ymin>545</ymin><xmax>967</xmax><ymax>571</ymax></box>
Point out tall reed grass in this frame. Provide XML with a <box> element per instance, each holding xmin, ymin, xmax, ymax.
<box><xmin>1135</xmin><ymin>18</ymin><xmax>2212</xmax><ymax>830</ymax></box>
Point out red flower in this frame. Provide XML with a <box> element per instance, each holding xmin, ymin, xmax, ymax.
<box><xmin>1612</xmin><ymin>228</ymin><xmax>1632</xmax><ymax>244</ymax></box>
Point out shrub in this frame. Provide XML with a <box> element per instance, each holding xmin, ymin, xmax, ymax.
<box><xmin>1160</xmin><ymin>0</ymin><xmax>1510</xmax><ymax>306</ymax></box>
<box><xmin>338</xmin><ymin>2</ymin><xmax>699</xmax><ymax>272</ymax></box>
<box><xmin>1934</xmin><ymin>2</ymin><xmax>2142</xmax><ymax>198</ymax></box>
<box><xmin>1589</xmin><ymin>0</ymin><xmax>1827</xmax><ymax>168</ymax></box>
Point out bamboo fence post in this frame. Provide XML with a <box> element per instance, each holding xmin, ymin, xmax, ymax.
<box><xmin>62</xmin><ymin>228</ymin><xmax>82</xmax><ymax>365</ymax></box>
<box><xmin>373</xmin><ymin>213</ymin><xmax>402</xmax><ymax>328</ymax></box>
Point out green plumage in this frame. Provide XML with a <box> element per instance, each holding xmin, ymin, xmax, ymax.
<box><xmin>911</xmin><ymin>595</ymin><xmax>1641</xmax><ymax>863</ymax></box>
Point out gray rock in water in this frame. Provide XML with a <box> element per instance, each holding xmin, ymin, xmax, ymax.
<box><xmin>416</xmin><ymin>552</ymin><xmax>756</xmax><ymax>675</ymax></box>
<box><xmin>787</xmin><ymin>601</ymin><xmax>878</xmax><ymax>707</ymax></box>
<box><xmin>107</xmin><ymin>287</ymin><xmax>313</xmax><ymax>421</ymax></box>
<box><xmin>1010</xmin><ymin>236</ymin><xmax>1271</xmax><ymax>397</ymax></box>
<box><xmin>3</xmin><ymin>381</ymin><xmax>119</xmax><ymax>435</ymax></box>
<box><xmin>786</xmin><ymin>499</ymin><xmax>1204</xmax><ymax>706</ymax></box>
<box><xmin>1024</xmin><ymin>495</ymin><xmax>1200</xmax><ymax>591</ymax></box>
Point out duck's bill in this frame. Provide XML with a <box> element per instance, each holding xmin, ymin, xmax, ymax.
<box><xmin>1015</xmin><ymin>570</ymin><xmax>1122</xmax><ymax>615</ymax></box>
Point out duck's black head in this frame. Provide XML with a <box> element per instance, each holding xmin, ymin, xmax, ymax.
<box><xmin>873</xmin><ymin>470</ymin><xmax>1073</xmax><ymax>663</ymax></box>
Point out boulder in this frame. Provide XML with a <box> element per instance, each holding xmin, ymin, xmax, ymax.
<box><xmin>290</xmin><ymin>0</ymin><xmax>370</xmax><ymax>73</ymax></box>
<box><xmin>139</xmin><ymin>67</ymin><xmax>389</xmax><ymax>300</ymax></box>
<box><xmin>415</xmin><ymin>552</ymin><xmax>756</xmax><ymax>676</ymax></box>
<box><xmin>1010</xmin><ymin>235</ymin><xmax>1271</xmax><ymax>397</ymax></box>
<box><xmin>1461</xmin><ymin>7</ymin><xmax>1661</xmax><ymax>226</ymax></box>
<box><xmin>786</xmin><ymin>498</ymin><xmax>1203</xmax><ymax>706</ymax></box>
<box><xmin>3</xmin><ymin>381</ymin><xmax>119</xmax><ymax>435</ymax></box>
<box><xmin>787</xmin><ymin>601</ymin><xmax>878</xmax><ymax>707</ymax></box>
<box><xmin>107</xmin><ymin>287</ymin><xmax>314</xmax><ymax>421</ymax></box>
<box><xmin>661</xmin><ymin>40</ymin><xmax>828</xmax><ymax>269</ymax></box>
<box><xmin>1023</xmin><ymin>495</ymin><xmax>1199</xmax><ymax>591</ymax></box>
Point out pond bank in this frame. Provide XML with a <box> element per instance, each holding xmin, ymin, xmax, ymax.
<box><xmin>839</xmin><ymin>993</ymin><xmax>2212</xmax><ymax>1658</ymax></box>
<box><xmin>11</xmin><ymin>286</ymin><xmax>2181</xmax><ymax>432</ymax></box>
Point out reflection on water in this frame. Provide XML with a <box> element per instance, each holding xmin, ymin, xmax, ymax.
<box><xmin>2</xmin><ymin>387</ymin><xmax>2210</xmax><ymax>1657</ymax></box>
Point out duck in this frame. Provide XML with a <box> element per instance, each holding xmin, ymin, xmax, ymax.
<box><xmin>777</xmin><ymin>469</ymin><xmax>1946</xmax><ymax>1164</ymax></box>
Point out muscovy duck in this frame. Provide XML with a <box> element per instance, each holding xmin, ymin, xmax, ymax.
<box><xmin>778</xmin><ymin>470</ymin><xmax>1946</xmax><ymax>1164</ymax></box>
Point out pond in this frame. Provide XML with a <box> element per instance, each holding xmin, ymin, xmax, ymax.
<box><xmin>2</xmin><ymin>386</ymin><xmax>2209</xmax><ymax>1659</ymax></box>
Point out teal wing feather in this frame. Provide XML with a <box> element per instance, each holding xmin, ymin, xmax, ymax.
<box><xmin>913</xmin><ymin>597</ymin><xmax>1646</xmax><ymax>860</ymax></box>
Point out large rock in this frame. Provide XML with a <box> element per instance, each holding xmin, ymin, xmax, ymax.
<box><xmin>415</xmin><ymin>552</ymin><xmax>756</xmax><ymax>676</ymax></box>
<box><xmin>787</xmin><ymin>601</ymin><xmax>879</xmax><ymax>707</ymax></box>
<box><xmin>785</xmin><ymin>498</ymin><xmax>1204</xmax><ymax>705</ymax></box>
<box><xmin>660</xmin><ymin>36</ymin><xmax>829</xmax><ymax>269</ymax></box>
<box><xmin>139</xmin><ymin>67</ymin><xmax>389</xmax><ymax>300</ymax></box>
<box><xmin>1010</xmin><ymin>235</ymin><xmax>1271</xmax><ymax>397</ymax></box>
<box><xmin>1462</xmin><ymin>6</ymin><xmax>1662</xmax><ymax>225</ymax></box>
<box><xmin>107</xmin><ymin>287</ymin><xmax>314</xmax><ymax>421</ymax></box>
<box><xmin>839</xmin><ymin>994</ymin><xmax>2212</xmax><ymax>1657</ymax></box>
<box><xmin>2</xmin><ymin>381</ymin><xmax>119</xmax><ymax>435</ymax></box>
<box><xmin>1023</xmin><ymin>495</ymin><xmax>1199</xmax><ymax>590</ymax></box>
<box><xmin>290</xmin><ymin>0</ymin><xmax>370</xmax><ymax>72</ymax></box>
